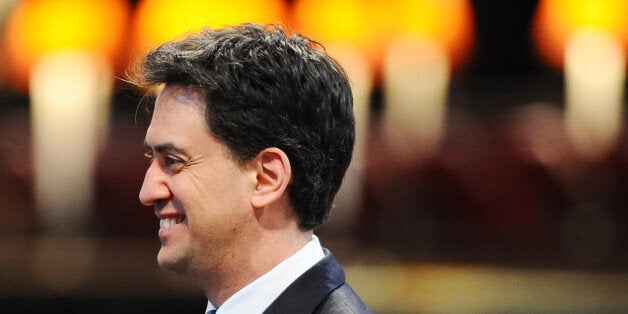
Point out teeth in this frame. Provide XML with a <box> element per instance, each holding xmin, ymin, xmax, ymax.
<box><xmin>159</xmin><ymin>217</ymin><xmax>184</xmax><ymax>229</ymax></box>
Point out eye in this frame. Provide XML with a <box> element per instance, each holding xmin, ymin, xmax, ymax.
<box><xmin>164</xmin><ymin>155</ymin><xmax>184</xmax><ymax>170</ymax></box>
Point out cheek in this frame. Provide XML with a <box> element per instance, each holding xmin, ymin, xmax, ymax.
<box><xmin>172</xmin><ymin>162</ymin><xmax>255</xmax><ymax>227</ymax></box>
<box><xmin>172</xmin><ymin>173</ymin><xmax>250</xmax><ymax>222</ymax></box>
<box><xmin>199</xmin><ymin>167</ymin><xmax>254</xmax><ymax>211</ymax></box>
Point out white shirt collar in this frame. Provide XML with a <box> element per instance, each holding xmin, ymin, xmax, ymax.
<box><xmin>205</xmin><ymin>235</ymin><xmax>325</xmax><ymax>314</ymax></box>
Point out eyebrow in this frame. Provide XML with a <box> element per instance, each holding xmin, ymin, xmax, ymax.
<box><xmin>143</xmin><ymin>140</ymin><xmax>188</xmax><ymax>155</ymax></box>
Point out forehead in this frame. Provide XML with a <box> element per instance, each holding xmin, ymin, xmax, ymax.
<box><xmin>146</xmin><ymin>83</ymin><xmax>242</xmax><ymax>165</ymax></box>
<box><xmin>145</xmin><ymin>84</ymin><xmax>210</xmax><ymax>145</ymax></box>
<box><xmin>154</xmin><ymin>84</ymin><xmax>206</xmax><ymax>114</ymax></box>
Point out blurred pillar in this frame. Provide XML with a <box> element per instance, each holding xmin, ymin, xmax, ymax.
<box><xmin>533</xmin><ymin>0</ymin><xmax>628</xmax><ymax>265</ymax></box>
<box><xmin>294</xmin><ymin>0</ymin><xmax>378</xmax><ymax>236</ymax></box>
<box><xmin>382</xmin><ymin>37</ymin><xmax>450</xmax><ymax>164</ymax></box>
<box><xmin>382</xmin><ymin>0</ymin><xmax>475</xmax><ymax>165</ymax></box>
<box><xmin>533</xmin><ymin>0</ymin><xmax>628</xmax><ymax>161</ymax></box>
<box><xmin>30</xmin><ymin>52</ymin><xmax>113</xmax><ymax>234</ymax></box>
<box><xmin>564</xmin><ymin>30</ymin><xmax>625</xmax><ymax>160</ymax></box>
<box><xmin>3</xmin><ymin>0</ymin><xmax>129</xmax><ymax>234</ymax></box>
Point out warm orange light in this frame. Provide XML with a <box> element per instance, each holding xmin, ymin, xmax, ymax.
<box><xmin>2</xmin><ymin>0</ymin><xmax>130</xmax><ymax>90</ymax></box>
<box><xmin>390</xmin><ymin>0</ymin><xmax>475</xmax><ymax>69</ymax></box>
<box><xmin>294</xmin><ymin>0</ymin><xmax>474</xmax><ymax>69</ymax></box>
<box><xmin>293</xmin><ymin>0</ymin><xmax>386</xmax><ymax>46</ymax></box>
<box><xmin>533</xmin><ymin>0</ymin><xmax>628</xmax><ymax>69</ymax></box>
<box><xmin>132</xmin><ymin>0</ymin><xmax>288</xmax><ymax>56</ymax></box>
<box><xmin>293</xmin><ymin>0</ymin><xmax>395</xmax><ymax>70</ymax></box>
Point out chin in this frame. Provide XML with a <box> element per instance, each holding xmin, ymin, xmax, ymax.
<box><xmin>157</xmin><ymin>250</ymin><xmax>187</xmax><ymax>273</ymax></box>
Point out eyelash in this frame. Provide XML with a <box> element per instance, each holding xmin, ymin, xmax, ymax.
<box><xmin>144</xmin><ymin>151</ymin><xmax>184</xmax><ymax>171</ymax></box>
<box><xmin>164</xmin><ymin>155</ymin><xmax>183</xmax><ymax>168</ymax></box>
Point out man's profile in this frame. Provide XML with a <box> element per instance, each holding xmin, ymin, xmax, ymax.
<box><xmin>131</xmin><ymin>23</ymin><xmax>370</xmax><ymax>313</ymax></box>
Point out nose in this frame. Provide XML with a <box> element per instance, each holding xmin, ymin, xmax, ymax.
<box><xmin>139</xmin><ymin>161</ymin><xmax>171</xmax><ymax>206</ymax></box>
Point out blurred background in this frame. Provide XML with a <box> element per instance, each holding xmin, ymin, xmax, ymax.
<box><xmin>0</xmin><ymin>0</ymin><xmax>627</xmax><ymax>312</ymax></box>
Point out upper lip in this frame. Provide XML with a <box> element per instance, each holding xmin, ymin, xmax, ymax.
<box><xmin>155</xmin><ymin>205</ymin><xmax>185</xmax><ymax>220</ymax></box>
<box><xmin>156</xmin><ymin>211</ymin><xmax>185</xmax><ymax>219</ymax></box>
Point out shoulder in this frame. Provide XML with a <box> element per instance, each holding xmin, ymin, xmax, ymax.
<box><xmin>263</xmin><ymin>249</ymin><xmax>371</xmax><ymax>313</ymax></box>
<box><xmin>314</xmin><ymin>282</ymin><xmax>371</xmax><ymax>314</ymax></box>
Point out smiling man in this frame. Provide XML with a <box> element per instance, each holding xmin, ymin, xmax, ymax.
<box><xmin>132</xmin><ymin>23</ymin><xmax>370</xmax><ymax>313</ymax></box>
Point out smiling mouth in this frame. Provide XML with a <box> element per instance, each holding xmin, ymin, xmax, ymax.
<box><xmin>159</xmin><ymin>216</ymin><xmax>185</xmax><ymax>229</ymax></box>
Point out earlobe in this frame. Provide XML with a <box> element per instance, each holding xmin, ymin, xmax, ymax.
<box><xmin>251</xmin><ymin>148</ymin><xmax>291</xmax><ymax>208</ymax></box>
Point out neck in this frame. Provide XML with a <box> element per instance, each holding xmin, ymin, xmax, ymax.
<box><xmin>199</xmin><ymin>225</ymin><xmax>312</xmax><ymax>308</ymax></box>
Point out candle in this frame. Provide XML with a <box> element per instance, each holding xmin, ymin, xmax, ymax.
<box><xmin>382</xmin><ymin>37</ymin><xmax>450</xmax><ymax>164</ymax></box>
<box><xmin>564</xmin><ymin>29</ymin><xmax>625</xmax><ymax>159</ymax></box>
<box><xmin>533</xmin><ymin>0</ymin><xmax>628</xmax><ymax>160</ymax></box>
<box><xmin>381</xmin><ymin>0</ymin><xmax>474</xmax><ymax>164</ymax></box>
<box><xmin>30</xmin><ymin>52</ymin><xmax>112</xmax><ymax>234</ymax></box>
<box><xmin>3</xmin><ymin>0</ymin><xmax>128</xmax><ymax>234</ymax></box>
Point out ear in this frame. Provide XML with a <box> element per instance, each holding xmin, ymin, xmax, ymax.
<box><xmin>251</xmin><ymin>148</ymin><xmax>291</xmax><ymax>208</ymax></box>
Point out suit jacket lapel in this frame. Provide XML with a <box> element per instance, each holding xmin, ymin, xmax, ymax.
<box><xmin>263</xmin><ymin>248</ymin><xmax>345</xmax><ymax>313</ymax></box>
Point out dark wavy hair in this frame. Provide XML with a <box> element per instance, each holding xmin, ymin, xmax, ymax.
<box><xmin>130</xmin><ymin>23</ymin><xmax>355</xmax><ymax>229</ymax></box>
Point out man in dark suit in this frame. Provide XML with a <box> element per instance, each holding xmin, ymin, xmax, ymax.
<box><xmin>132</xmin><ymin>23</ymin><xmax>370</xmax><ymax>313</ymax></box>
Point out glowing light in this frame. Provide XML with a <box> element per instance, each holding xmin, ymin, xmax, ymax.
<box><xmin>390</xmin><ymin>0</ymin><xmax>475</xmax><ymax>68</ymax></box>
<box><xmin>3</xmin><ymin>0</ymin><xmax>129</xmax><ymax>90</ymax></box>
<box><xmin>132</xmin><ymin>0</ymin><xmax>287</xmax><ymax>55</ymax></box>
<box><xmin>31</xmin><ymin>51</ymin><xmax>113</xmax><ymax>234</ymax></box>
<box><xmin>533</xmin><ymin>0</ymin><xmax>627</xmax><ymax>159</ymax></box>
<box><xmin>382</xmin><ymin>37</ymin><xmax>450</xmax><ymax>164</ymax></box>
<box><xmin>381</xmin><ymin>0</ymin><xmax>474</xmax><ymax>164</ymax></box>
<box><xmin>295</xmin><ymin>0</ymin><xmax>397</xmax><ymax>67</ymax></box>
<box><xmin>2</xmin><ymin>0</ymin><xmax>127</xmax><ymax>234</ymax></box>
<box><xmin>533</xmin><ymin>0</ymin><xmax>628</xmax><ymax>69</ymax></box>
<box><xmin>564</xmin><ymin>30</ymin><xmax>625</xmax><ymax>159</ymax></box>
<box><xmin>294</xmin><ymin>0</ymin><xmax>474</xmax><ymax>68</ymax></box>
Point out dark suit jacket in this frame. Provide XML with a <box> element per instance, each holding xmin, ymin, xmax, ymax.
<box><xmin>263</xmin><ymin>248</ymin><xmax>371</xmax><ymax>313</ymax></box>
